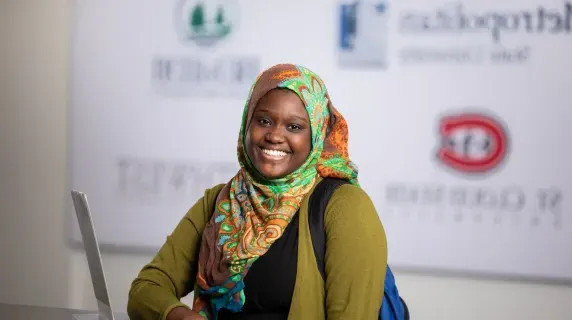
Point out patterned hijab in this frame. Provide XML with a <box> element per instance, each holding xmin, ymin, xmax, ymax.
<box><xmin>192</xmin><ymin>63</ymin><xmax>359</xmax><ymax>318</ymax></box>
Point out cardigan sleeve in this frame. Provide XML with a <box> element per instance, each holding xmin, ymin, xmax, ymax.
<box><xmin>323</xmin><ymin>183</ymin><xmax>387</xmax><ymax>320</ymax></box>
<box><xmin>127</xmin><ymin>184</ymin><xmax>224</xmax><ymax>320</ymax></box>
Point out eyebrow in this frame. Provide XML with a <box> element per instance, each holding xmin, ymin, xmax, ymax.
<box><xmin>254</xmin><ymin>108</ymin><xmax>309</xmax><ymax>123</ymax></box>
<box><xmin>290</xmin><ymin>115</ymin><xmax>309</xmax><ymax>123</ymax></box>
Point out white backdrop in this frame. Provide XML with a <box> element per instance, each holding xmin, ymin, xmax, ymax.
<box><xmin>69</xmin><ymin>0</ymin><xmax>572</xmax><ymax>283</ymax></box>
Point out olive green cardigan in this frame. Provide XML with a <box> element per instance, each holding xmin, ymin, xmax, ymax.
<box><xmin>127</xmin><ymin>177</ymin><xmax>387</xmax><ymax>319</ymax></box>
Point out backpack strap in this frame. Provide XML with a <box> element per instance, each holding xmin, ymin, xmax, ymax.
<box><xmin>308</xmin><ymin>178</ymin><xmax>349</xmax><ymax>280</ymax></box>
<box><xmin>308</xmin><ymin>179</ymin><xmax>410</xmax><ymax>320</ymax></box>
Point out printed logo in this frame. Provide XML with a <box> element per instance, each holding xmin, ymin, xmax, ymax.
<box><xmin>174</xmin><ymin>0</ymin><xmax>240</xmax><ymax>47</ymax></box>
<box><xmin>399</xmin><ymin>2</ymin><xmax>572</xmax><ymax>41</ymax></box>
<box><xmin>436</xmin><ymin>111</ymin><xmax>509</xmax><ymax>174</ymax></box>
<box><xmin>383</xmin><ymin>111</ymin><xmax>563</xmax><ymax>232</ymax></box>
<box><xmin>399</xmin><ymin>2</ymin><xmax>572</xmax><ymax>65</ymax></box>
<box><xmin>338</xmin><ymin>1</ymin><xmax>389</xmax><ymax>68</ymax></box>
<box><xmin>337</xmin><ymin>1</ymin><xmax>572</xmax><ymax>66</ymax></box>
<box><xmin>152</xmin><ymin>0</ymin><xmax>259</xmax><ymax>98</ymax></box>
<box><xmin>116</xmin><ymin>156</ymin><xmax>238</xmax><ymax>205</ymax></box>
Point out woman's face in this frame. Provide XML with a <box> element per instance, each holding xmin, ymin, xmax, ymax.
<box><xmin>245</xmin><ymin>88</ymin><xmax>312</xmax><ymax>180</ymax></box>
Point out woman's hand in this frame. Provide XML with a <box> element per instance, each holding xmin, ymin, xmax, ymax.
<box><xmin>166</xmin><ymin>306</ymin><xmax>206</xmax><ymax>320</ymax></box>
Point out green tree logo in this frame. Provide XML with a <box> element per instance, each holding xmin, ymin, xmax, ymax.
<box><xmin>190</xmin><ymin>3</ymin><xmax>205</xmax><ymax>31</ymax></box>
<box><xmin>177</xmin><ymin>0</ymin><xmax>237</xmax><ymax>46</ymax></box>
<box><xmin>215</xmin><ymin>6</ymin><xmax>225</xmax><ymax>25</ymax></box>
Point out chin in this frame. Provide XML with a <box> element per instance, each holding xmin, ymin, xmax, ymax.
<box><xmin>257</xmin><ymin>168</ymin><xmax>288</xmax><ymax>180</ymax></box>
<box><xmin>252</xmin><ymin>163</ymin><xmax>289</xmax><ymax>180</ymax></box>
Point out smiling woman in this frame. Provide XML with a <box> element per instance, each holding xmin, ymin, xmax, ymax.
<box><xmin>127</xmin><ymin>63</ymin><xmax>388</xmax><ymax>320</ymax></box>
<box><xmin>245</xmin><ymin>88</ymin><xmax>312</xmax><ymax>179</ymax></box>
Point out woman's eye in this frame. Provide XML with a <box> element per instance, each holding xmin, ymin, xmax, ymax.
<box><xmin>258</xmin><ymin>118</ymin><xmax>271</xmax><ymax>125</ymax></box>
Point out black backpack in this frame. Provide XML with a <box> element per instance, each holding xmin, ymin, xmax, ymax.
<box><xmin>307</xmin><ymin>178</ymin><xmax>410</xmax><ymax>320</ymax></box>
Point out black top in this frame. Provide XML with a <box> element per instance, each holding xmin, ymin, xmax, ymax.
<box><xmin>218</xmin><ymin>214</ymin><xmax>299</xmax><ymax>320</ymax></box>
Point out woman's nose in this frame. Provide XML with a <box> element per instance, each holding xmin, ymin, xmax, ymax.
<box><xmin>265</xmin><ymin>128</ymin><xmax>285</xmax><ymax>144</ymax></box>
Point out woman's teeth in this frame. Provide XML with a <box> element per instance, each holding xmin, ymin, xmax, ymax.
<box><xmin>262</xmin><ymin>149</ymin><xmax>288</xmax><ymax>157</ymax></box>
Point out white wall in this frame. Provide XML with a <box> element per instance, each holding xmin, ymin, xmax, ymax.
<box><xmin>1</xmin><ymin>1</ymin><xmax>571</xmax><ymax>319</ymax></box>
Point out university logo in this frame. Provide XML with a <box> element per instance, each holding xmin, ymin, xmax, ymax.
<box><xmin>435</xmin><ymin>110</ymin><xmax>510</xmax><ymax>175</ymax></box>
<box><xmin>338</xmin><ymin>1</ymin><xmax>389</xmax><ymax>68</ymax></box>
<box><xmin>152</xmin><ymin>0</ymin><xmax>259</xmax><ymax>98</ymax></box>
<box><xmin>174</xmin><ymin>0</ymin><xmax>240</xmax><ymax>47</ymax></box>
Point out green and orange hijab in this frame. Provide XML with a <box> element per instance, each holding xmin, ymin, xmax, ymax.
<box><xmin>192</xmin><ymin>63</ymin><xmax>359</xmax><ymax>318</ymax></box>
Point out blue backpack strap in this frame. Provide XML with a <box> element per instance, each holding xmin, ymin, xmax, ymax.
<box><xmin>307</xmin><ymin>178</ymin><xmax>348</xmax><ymax>279</ymax></box>
<box><xmin>381</xmin><ymin>266</ymin><xmax>410</xmax><ymax>320</ymax></box>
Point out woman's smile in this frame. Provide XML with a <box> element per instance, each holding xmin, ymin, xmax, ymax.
<box><xmin>258</xmin><ymin>147</ymin><xmax>291</xmax><ymax>161</ymax></box>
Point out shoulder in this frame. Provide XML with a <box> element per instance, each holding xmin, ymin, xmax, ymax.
<box><xmin>329</xmin><ymin>183</ymin><xmax>373</xmax><ymax>202</ymax></box>
<box><xmin>323</xmin><ymin>183</ymin><xmax>387</xmax><ymax>255</ymax></box>
<box><xmin>203</xmin><ymin>183</ymin><xmax>226</xmax><ymax>205</ymax></box>
<box><xmin>324</xmin><ymin>183</ymin><xmax>383</xmax><ymax>231</ymax></box>
<box><xmin>184</xmin><ymin>183</ymin><xmax>226</xmax><ymax>222</ymax></box>
<box><xmin>326</xmin><ymin>183</ymin><xmax>377</xmax><ymax>215</ymax></box>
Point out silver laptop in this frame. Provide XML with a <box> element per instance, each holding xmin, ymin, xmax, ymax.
<box><xmin>70</xmin><ymin>190</ymin><xmax>127</xmax><ymax>320</ymax></box>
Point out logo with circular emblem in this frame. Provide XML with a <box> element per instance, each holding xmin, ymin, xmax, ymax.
<box><xmin>436</xmin><ymin>110</ymin><xmax>510</xmax><ymax>175</ymax></box>
<box><xmin>174</xmin><ymin>0</ymin><xmax>240</xmax><ymax>47</ymax></box>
